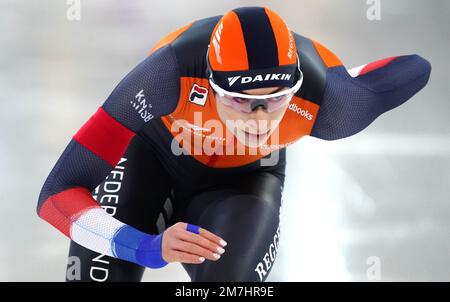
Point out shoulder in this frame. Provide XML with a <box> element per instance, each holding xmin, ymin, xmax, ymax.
<box><xmin>151</xmin><ymin>16</ymin><xmax>222</xmax><ymax>79</ymax></box>
<box><xmin>293</xmin><ymin>33</ymin><xmax>343</xmax><ymax>106</ymax></box>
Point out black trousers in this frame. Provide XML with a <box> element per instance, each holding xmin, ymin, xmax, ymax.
<box><xmin>66</xmin><ymin>120</ymin><xmax>286</xmax><ymax>282</ymax></box>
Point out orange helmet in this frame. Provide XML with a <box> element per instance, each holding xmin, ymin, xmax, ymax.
<box><xmin>208</xmin><ymin>6</ymin><xmax>300</xmax><ymax>92</ymax></box>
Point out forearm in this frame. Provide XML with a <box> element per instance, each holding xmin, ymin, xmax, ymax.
<box><xmin>39</xmin><ymin>186</ymin><xmax>166</xmax><ymax>268</ymax></box>
<box><xmin>311</xmin><ymin>54</ymin><xmax>431</xmax><ymax>140</ymax></box>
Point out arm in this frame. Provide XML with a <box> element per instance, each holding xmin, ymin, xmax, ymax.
<box><xmin>309</xmin><ymin>42</ymin><xmax>432</xmax><ymax>140</ymax></box>
<box><xmin>37</xmin><ymin>45</ymin><xmax>180</xmax><ymax>268</ymax></box>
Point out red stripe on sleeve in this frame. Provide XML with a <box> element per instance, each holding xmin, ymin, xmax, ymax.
<box><xmin>73</xmin><ymin>107</ymin><xmax>135</xmax><ymax>166</ymax></box>
<box><xmin>359</xmin><ymin>56</ymin><xmax>398</xmax><ymax>76</ymax></box>
<box><xmin>38</xmin><ymin>187</ymin><xmax>100</xmax><ymax>237</ymax></box>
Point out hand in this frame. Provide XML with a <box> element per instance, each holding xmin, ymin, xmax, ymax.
<box><xmin>161</xmin><ymin>222</ymin><xmax>227</xmax><ymax>264</ymax></box>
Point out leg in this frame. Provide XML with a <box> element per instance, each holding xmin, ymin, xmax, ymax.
<box><xmin>66</xmin><ymin>135</ymin><xmax>172</xmax><ymax>282</ymax></box>
<box><xmin>180</xmin><ymin>172</ymin><xmax>284</xmax><ymax>282</ymax></box>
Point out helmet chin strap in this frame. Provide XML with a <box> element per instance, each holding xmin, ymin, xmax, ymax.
<box><xmin>250</xmin><ymin>99</ymin><xmax>268</xmax><ymax>111</ymax></box>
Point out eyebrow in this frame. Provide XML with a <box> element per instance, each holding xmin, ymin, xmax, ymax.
<box><xmin>239</xmin><ymin>87</ymin><xmax>286</xmax><ymax>95</ymax></box>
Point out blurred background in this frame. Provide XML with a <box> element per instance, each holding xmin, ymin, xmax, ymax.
<box><xmin>0</xmin><ymin>0</ymin><xmax>448</xmax><ymax>281</ymax></box>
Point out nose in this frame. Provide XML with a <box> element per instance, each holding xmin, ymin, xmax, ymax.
<box><xmin>251</xmin><ymin>106</ymin><xmax>268</xmax><ymax>118</ymax></box>
<box><xmin>251</xmin><ymin>104</ymin><xmax>267</xmax><ymax>112</ymax></box>
<box><xmin>250</xmin><ymin>100</ymin><xmax>267</xmax><ymax>112</ymax></box>
<box><xmin>247</xmin><ymin>108</ymin><xmax>270</xmax><ymax>133</ymax></box>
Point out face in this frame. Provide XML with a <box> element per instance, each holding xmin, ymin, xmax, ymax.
<box><xmin>215</xmin><ymin>86</ymin><xmax>291</xmax><ymax>148</ymax></box>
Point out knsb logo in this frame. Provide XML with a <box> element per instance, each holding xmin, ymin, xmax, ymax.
<box><xmin>189</xmin><ymin>84</ymin><xmax>209</xmax><ymax>106</ymax></box>
<box><xmin>288</xmin><ymin>102</ymin><xmax>313</xmax><ymax>121</ymax></box>
<box><xmin>130</xmin><ymin>89</ymin><xmax>154</xmax><ymax>122</ymax></box>
<box><xmin>228</xmin><ymin>73</ymin><xmax>292</xmax><ymax>87</ymax></box>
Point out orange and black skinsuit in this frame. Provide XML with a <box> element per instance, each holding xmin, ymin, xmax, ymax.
<box><xmin>38</xmin><ymin>9</ymin><xmax>431</xmax><ymax>282</ymax></box>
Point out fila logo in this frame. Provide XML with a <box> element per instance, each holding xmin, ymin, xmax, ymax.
<box><xmin>212</xmin><ymin>21</ymin><xmax>224</xmax><ymax>64</ymax></box>
<box><xmin>189</xmin><ymin>84</ymin><xmax>208</xmax><ymax>106</ymax></box>
<box><xmin>227</xmin><ymin>73</ymin><xmax>292</xmax><ymax>87</ymax></box>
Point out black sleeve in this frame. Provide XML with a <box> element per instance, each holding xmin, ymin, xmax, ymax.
<box><xmin>37</xmin><ymin>45</ymin><xmax>180</xmax><ymax>269</ymax></box>
<box><xmin>310</xmin><ymin>54</ymin><xmax>431</xmax><ymax>140</ymax></box>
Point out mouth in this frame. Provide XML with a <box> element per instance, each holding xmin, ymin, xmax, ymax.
<box><xmin>242</xmin><ymin>129</ymin><xmax>271</xmax><ymax>139</ymax></box>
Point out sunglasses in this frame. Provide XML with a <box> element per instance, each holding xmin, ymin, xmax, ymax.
<box><xmin>207</xmin><ymin>48</ymin><xmax>303</xmax><ymax>113</ymax></box>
